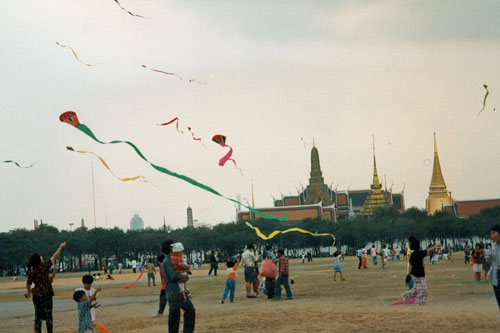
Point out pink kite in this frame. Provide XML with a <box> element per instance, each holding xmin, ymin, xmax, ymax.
<box><xmin>212</xmin><ymin>134</ymin><xmax>241</xmax><ymax>173</ymax></box>
<box><xmin>158</xmin><ymin>117</ymin><xmax>183</xmax><ymax>133</ymax></box>
<box><xmin>123</xmin><ymin>267</ymin><xmax>145</xmax><ymax>289</ymax></box>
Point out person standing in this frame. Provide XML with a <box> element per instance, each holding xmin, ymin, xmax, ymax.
<box><xmin>208</xmin><ymin>251</ymin><xmax>218</xmax><ymax>276</ymax></box>
<box><xmin>274</xmin><ymin>249</ymin><xmax>293</xmax><ymax>300</ymax></box>
<box><xmin>221</xmin><ymin>255</ymin><xmax>240</xmax><ymax>303</ymax></box>
<box><xmin>487</xmin><ymin>225</ymin><xmax>500</xmax><ymax>310</ymax></box>
<box><xmin>301</xmin><ymin>253</ymin><xmax>306</xmax><ymax>264</ymax></box>
<box><xmin>118</xmin><ymin>262</ymin><xmax>123</xmax><ymax>274</ymax></box>
<box><xmin>131</xmin><ymin>259</ymin><xmax>137</xmax><ymax>274</ymax></box>
<box><xmin>356</xmin><ymin>247</ymin><xmax>363</xmax><ymax>269</ymax></box>
<box><xmin>25</xmin><ymin>241</ymin><xmax>66</xmax><ymax>333</ymax></box>
<box><xmin>147</xmin><ymin>259</ymin><xmax>157</xmax><ymax>287</ymax></box>
<box><xmin>471</xmin><ymin>244</ymin><xmax>483</xmax><ymax>282</ymax></box>
<box><xmin>464</xmin><ymin>246</ymin><xmax>470</xmax><ymax>264</ymax></box>
<box><xmin>380</xmin><ymin>245</ymin><xmax>386</xmax><ymax>269</ymax></box>
<box><xmin>370</xmin><ymin>245</ymin><xmax>378</xmax><ymax>265</ymax></box>
<box><xmin>333</xmin><ymin>251</ymin><xmax>345</xmax><ymax>281</ymax></box>
<box><xmin>483</xmin><ymin>244</ymin><xmax>492</xmax><ymax>283</ymax></box>
<box><xmin>162</xmin><ymin>240</ymin><xmax>195</xmax><ymax>333</ymax></box>
<box><xmin>153</xmin><ymin>254</ymin><xmax>167</xmax><ymax>318</ymax></box>
<box><xmin>242</xmin><ymin>244</ymin><xmax>258</xmax><ymax>298</ymax></box>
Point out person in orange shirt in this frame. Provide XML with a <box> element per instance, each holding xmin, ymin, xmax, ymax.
<box><xmin>170</xmin><ymin>243</ymin><xmax>191</xmax><ymax>302</ymax></box>
<box><xmin>221</xmin><ymin>255</ymin><xmax>240</xmax><ymax>304</ymax></box>
<box><xmin>361</xmin><ymin>249</ymin><xmax>368</xmax><ymax>269</ymax></box>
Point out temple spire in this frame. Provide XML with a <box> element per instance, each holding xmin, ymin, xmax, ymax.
<box><xmin>305</xmin><ymin>144</ymin><xmax>332</xmax><ymax>206</ymax></box>
<box><xmin>426</xmin><ymin>133</ymin><xmax>451</xmax><ymax>214</ymax></box>
<box><xmin>362</xmin><ymin>135</ymin><xmax>385</xmax><ymax>216</ymax></box>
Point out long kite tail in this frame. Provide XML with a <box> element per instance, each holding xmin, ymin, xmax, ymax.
<box><xmin>1</xmin><ymin>160</ymin><xmax>34</xmax><ymax>168</ymax></box>
<box><xmin>114</xmin><ymin>0</ymin><xmax>146</xmax><ymax>18</ymax></box>
<box><xmin>56</xmin><ymin>42</ymin><xmax>94</xmax><ymax>66</ymax></box>
<box><xmin>245</xmin><ymin>222</ymin><xmax>335</xmax><ymax>245</ymax></box>
<box><xmin>158</xmin><ymin>117</ymin><xmax>184</xmax><ymax>133</ymax></box>
<box><xmin>60</xmin><ymin>111</ymin><xmax>286</xmax><ymax>221</ymax></box>
<box><xmin>124</xmin><ymin>267</ymin><xmax>145</xmax><ymax>289</ymax></box>
<box><xmin>66</xmin><ymin>146</ymin><xmax>146</xmax><ymax>182</ymax></box>
<box><xmin>478</xmin><ymin>84</ymin><xmax>489</xmax><ymax>115</ymax></box>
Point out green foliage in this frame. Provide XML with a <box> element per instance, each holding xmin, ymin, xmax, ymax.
<box><xmin>2</xmin><ymin>206</ymin><xmax>499</xmax><ymax>272</ymax></box>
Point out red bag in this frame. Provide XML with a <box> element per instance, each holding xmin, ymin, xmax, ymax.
<box><xmin>260</xmin><ymin>258</ymin><xmax>277</xmax><ymax>278</ymax></box>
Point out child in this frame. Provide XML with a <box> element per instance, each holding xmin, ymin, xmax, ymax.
<box><xmin>73</xmin><ymin>287</ymin><xmax>101</xmax><ymax>333</ymax></box>
<box><xmin>170</xmin><ymin>242</ymin><xmax>191</xmax><ymax>302</ymax></box>
<box><xmin>76</xmin><ymin>275</ymin><xmax>100</xmax><ymax>326</ymax></box>
<box><xmin>333</xmin><ymin>251</ymin><xmax>345</xmax><ymax>281</ymax></box>
<box><xmin>361</xmin><ymin>249</ymin><xmax>368</xmax><ymax>269</ymax></box>
<box><xmin>221</xmin><ymin>255</ymin><xmax>240</xmax><ymax>303</ymax></box>
<box><xmin>401</xmin><ymin>240</ymin><xmax>440</xmax><ymax>305</ymax></box>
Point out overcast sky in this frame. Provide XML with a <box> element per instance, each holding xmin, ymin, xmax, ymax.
<box><xmin>1</xmin><ymin>0</ymin><xmax>500</xmax><ymax>232</ymax></box>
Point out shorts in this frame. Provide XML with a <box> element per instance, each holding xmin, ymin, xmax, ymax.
<box><xmin>244</xmin><ymin>266</ymin><xmax>255</xmax><ymax>283</ymax></box>
<box><xmin>334</xmin><ymin>263</ymin><xmax>342</xmax><ymax>273</ymax></box>
<box><xmin>473</xmin><ymin>263</ymin><xmax>483</xmax><ymax>273</ymax></box>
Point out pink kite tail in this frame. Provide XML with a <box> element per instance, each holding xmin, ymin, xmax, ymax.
<box><xmin>218</xmin><ymin>143</ymin><xmax>234</xmax><ymax>166</ymax></box>
<box><xmin>142</xmin><ymin>65</ymin><xmax>176</xmax><ymax>75</ymax></box>
<box><xmin>218</xmin><ymin>143</ymin><xmax>243</xmax><ymax>174</ymax></box>
<box><xmin>123</xmin><ymin>267</ymin><xmax>145</xmax><ymax>289</ymax></box>
<box><xmin>158</xmin><ymin>117</ymin><xmax>183</xmax><ymax>133</ymax></box>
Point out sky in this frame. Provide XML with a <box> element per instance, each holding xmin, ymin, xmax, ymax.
<box><xmin>1</xmin><ymin>0</ymin><xmax>500</xmax><ymax>232</ymax></box>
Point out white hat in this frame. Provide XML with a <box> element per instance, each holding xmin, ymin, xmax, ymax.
<box><xmin>172</xmin><ymin>242</ymin><xmax>184</xmax><ymax>252</ymax></box>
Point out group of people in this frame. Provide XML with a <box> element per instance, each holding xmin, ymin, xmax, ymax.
<box><xmin>356</xmin><ymin>244</ymin><xmax>393</xmax><ymax>269</ymax></box>
<box><xmin>23</xmin><ymin>225</ymin><xmax>500</xmax><ymax>333</ymax></box>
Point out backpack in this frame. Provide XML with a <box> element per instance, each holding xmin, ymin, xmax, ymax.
<box><xmin>260</xmin><ymin>258</ymin><xmax>277</xmax><ymax>278</ymax></box>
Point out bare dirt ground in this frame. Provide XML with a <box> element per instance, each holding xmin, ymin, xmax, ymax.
<box><xmin>1</xmin><ymin>254</ymin><xmax>499</xmax><ymax>332</ymax></box>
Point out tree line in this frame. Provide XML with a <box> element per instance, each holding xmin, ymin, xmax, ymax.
<box><xmin>1</xmin><ymin>205</ymin><xmax>499</xmax><ymax>275</ymax></box>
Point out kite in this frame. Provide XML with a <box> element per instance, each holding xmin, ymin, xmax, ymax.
<box><xmin>59</xmin><ymin>111</ymin><xmax>286</xmax><ymax>221</ymax></box>
<box><xmin>66</xmin><ymin>146</ymin><xmax>147</xmax><ymax>182</ymax></box>
<box><xmin>212</xmin><ymin>134</ymin><xmax>241</xmax><ymax>171</ymax></box>
<box><xmin>123</xmin><ymin>266</ymin><xmax>145</xmax><ymax>289</ymax></box>
<box><xmin>113</xmin><ymin>0</ymin><xmax>146</xmax><ymax>18</ymax></box>
<box><xmin>142</xmin><ymin>65</ymin><xmax>182</xmax><ymax>80</ymax></box>
<box><xmin>187</xmin><ymin>127</ymin><xmax>202</xmax><ymax>141</ymax></box>
<box><xmin>1</xmin><ymin>160</ymin><xmax>33</xmax><ymax>168</ymax></box>
<box><xmin>245</xmin><ymin>221</ymin><xmax>335</xmax><ymax>245</ymax></box>
<box><xmin>478</xmin><ymin>84</ymin><xmax>489</xmax><ymax>115</ymax></box>
<box><xmin>158</xmin><ymin>117</ymin><xmax>183</xmax><ymax>133</ymax></box>
<box><xmin>56</xmin><ymin>42</ymin><xmax>94</xmax><ymax>66</ymax></box>
<box><xmin>392</xmin><ymin>297</ymin><xmax>416</xmax><ymax>306</ymax></box>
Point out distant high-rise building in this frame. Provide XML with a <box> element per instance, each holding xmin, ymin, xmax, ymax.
<box><xmin>187</xmin><ymin>205</ymin><xmax>194</xmax><ymax>228</ymax></box>
<box><xmin>81</xmin><ymin>217</ymin><xmax>85</xmax><ymax>228</ymax></box>
<box><xmin>34</xmin><ymin>220</ymin><xmax>38</xmax><ymax>230</ymax></box>
<box><xmin>130</xmin><ymin>214</ymin><xmax>144</xmax><ymax>230</ymax></box>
